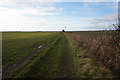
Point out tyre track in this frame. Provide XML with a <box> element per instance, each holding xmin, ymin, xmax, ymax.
<box><xmin>58</xmin><ymin>34</ymin><xmax>76</xmax><ymax>78</ymax></box>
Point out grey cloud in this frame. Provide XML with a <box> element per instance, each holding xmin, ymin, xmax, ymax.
<box><xmin>89</xmin><ymin>13</ymin><xmax>118</xmax><ymax>30</ymax></box>
<box><xmin>90</xmin><ymin>13</ymin><xmax>117</xmax><ymax>24</ymax></box>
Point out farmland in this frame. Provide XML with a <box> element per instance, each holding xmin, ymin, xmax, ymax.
<box><xmin>2</xmin><ymin>32</ymin><xmax>58</xmax><ymax>66</ymax></box>
<box><xmin>2</xmin><ymin>31</ymin><xmax>120</xmax><ymax>78</ymax></box>
<box><xmin>1</xmin><ymin>1</ymin><xmax>120</xmax><ymax>79</ymax></box>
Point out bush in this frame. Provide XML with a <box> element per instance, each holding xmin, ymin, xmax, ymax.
<box><xmin>66</xmin><ymin>30</ymin><xmax>120</xmax><ymax>77</ymax></box>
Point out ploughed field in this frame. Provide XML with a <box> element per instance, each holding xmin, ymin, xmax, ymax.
<box><xmin>2</xmin><ymin>32</ymin><xmax>116</xmax><ymax>78</ymax></box>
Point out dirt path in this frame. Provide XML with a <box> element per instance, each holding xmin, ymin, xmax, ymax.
<box><xmin>2</xmin><ymin>34</ymin><xmax>59</xmax><ymax>78</ymax></box>
<box><xmin>58</xmin><ymin>34</ymin><xmax>76</xmax><ymax>78</ymax></box>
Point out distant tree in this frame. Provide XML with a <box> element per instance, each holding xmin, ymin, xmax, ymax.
<box><xmin>62</xmin><ymin>29</ymin><xmax>65</xmax><ymax>32</ymax></box>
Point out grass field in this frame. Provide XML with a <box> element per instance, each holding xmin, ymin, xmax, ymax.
<box><xmin>2</xmin><ymin>32</ymin><xmax>58</xmax><ymax>67</ymax></box>
<box><xmin>70</xmin><ymin>31</ymin><xmax>103</xmax><ymax>37</ymax></box>
<box><xmin>2</xmin><ymin>31</ymin><xmax>120</xmax><ymax>78</ymax></box>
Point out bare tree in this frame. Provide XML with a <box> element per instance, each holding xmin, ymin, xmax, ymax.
<box><xmin>113</xmin><ymin>19</ymin><xmax>120</xmax><ymax>31</ymax></box>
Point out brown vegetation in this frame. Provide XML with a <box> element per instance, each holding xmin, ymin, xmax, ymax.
<box><xmin>66</xmin><ymin>31</ymin><xmax>120</xmax><ymax>77</ymax></box>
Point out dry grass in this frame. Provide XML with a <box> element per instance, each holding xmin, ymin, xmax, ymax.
<box><xmin>66</xmin><ymin>31</ymin><xmax>120</xmax><ymax>77</ymax></box>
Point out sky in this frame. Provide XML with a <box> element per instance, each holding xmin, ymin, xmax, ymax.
<box><xmin>0</xmin><ymin>0</ymin><xmax>118</xmax><ymax>31</ymax></box>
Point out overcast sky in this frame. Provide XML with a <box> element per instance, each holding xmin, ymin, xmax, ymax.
<box><xmin>0</xmin><ymin>0</ymin><xmax>118</xmax><ymax>31</ymax></box>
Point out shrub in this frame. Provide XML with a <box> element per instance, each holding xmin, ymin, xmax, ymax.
<box><xmin>66</xmin><ymin>30</ymin><xmax>120</xmax><ymax>77</ymax></box>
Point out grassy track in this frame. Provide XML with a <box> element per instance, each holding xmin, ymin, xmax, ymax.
<box><xmin>58</xmin><ymin>34</ymin><xmax>76</xmax><ymax>78</ymax></box>
<box><xmin>13</xmin><ymin>33</ymin><xmax>77</xmax><ymax>78</ymax></box>
<box><xmin>14</xmin><ymin>33</ymin><xmax>64</xmax><ymax>78</ymax></box>
<box><xmin>2</xmin><ymin>32</ymin><xmax>58</xmax><ymax>66</ymax></box>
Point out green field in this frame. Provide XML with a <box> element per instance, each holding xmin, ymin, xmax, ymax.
<box><xmin>70</xmin><ymin>31</ymin><xmax>104</xmax><ymax>37</ymax></box>
<box><xmin>2</xmin><ymin>32</ymin><xmax>58</xmax><ymax>66</ymax></box>
<box><xmin>2</xmin><ymin>32</ymin><xmax>114</xmax><ymax>78</ymax></box>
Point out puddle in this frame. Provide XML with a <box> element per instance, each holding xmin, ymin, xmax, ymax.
<box><xmin>38</xmin><ymin>45</ymin><xmax>43</xmax><ymax>48</ymax></box>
